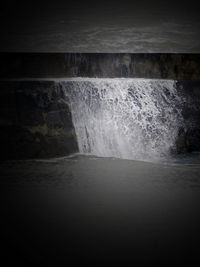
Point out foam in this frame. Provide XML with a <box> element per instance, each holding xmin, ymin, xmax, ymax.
<box><xmin>62</xmin><ymin>79</ymin><xmax>186</xmax><ymax>161</ymax></box>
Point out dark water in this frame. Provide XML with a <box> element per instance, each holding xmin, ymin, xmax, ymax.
<box><xmin>1</xmin><ymin>1</ymin><xmax>200</xmax><ymax>52</ymax></box>
<box><xmin>1</xmin><ymin>155</ymin><xmax>200</xmax><ymax>265</ymax></box>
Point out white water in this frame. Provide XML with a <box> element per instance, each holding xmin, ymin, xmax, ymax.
<box><xmin>62</xmin><ymin>79</ymin><xmax>185</xmax><ymax>161</ymax></box>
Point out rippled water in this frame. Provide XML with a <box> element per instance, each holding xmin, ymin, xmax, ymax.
<box><xmin>1</xmin><ymin>1</ymin><xmax>200</xmax><ymax>52</ymax></box>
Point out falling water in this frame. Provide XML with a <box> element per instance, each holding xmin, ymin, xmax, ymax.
<box><xmin>62</xmin><ymin>78</ymin><xmax>185</xmax><ymax>161</ymax></box>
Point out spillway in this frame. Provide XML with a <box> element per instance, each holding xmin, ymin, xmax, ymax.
<box><xmin>0</xmin><ymin>53</ymin><xmax>200</xmax><ymax>161</ymax></box>
<box><xmin>62</xmin><ymin>78</ymin><xmax>185</xmax><ymax>161</ymax></box>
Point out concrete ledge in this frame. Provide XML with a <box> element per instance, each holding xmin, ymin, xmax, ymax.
<box><xmin>0</xmin><ymin>53</ymin><xmax>200</xmax><ymax>80</ymax></box>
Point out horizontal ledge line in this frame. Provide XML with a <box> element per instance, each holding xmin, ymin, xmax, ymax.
<box><xmin>0</xmin><ymin>77</ymin><xmax>178</xmax><ymax>82</ymax></box>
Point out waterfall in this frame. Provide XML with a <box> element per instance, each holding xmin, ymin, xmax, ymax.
<box><xmin>62</xmin><ymin>78</ymin><xmax>185</xmax><ymax>161</ymax></box>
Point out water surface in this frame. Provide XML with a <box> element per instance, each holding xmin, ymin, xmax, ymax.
<box><xmin>1</xmin><ymin>1</ymin><xmax>200</xmax><ymax>52</ymax></box>
<box><xmin>1</xmin><ymin>155</ymin><xmax>200</xmax><ymax>265</ymax></box>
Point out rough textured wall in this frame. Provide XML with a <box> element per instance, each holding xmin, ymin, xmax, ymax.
<box><xmin>0</xmin><ymin>81</ymin><xmax>78</xmax><ymax>159</ymax></box>
<box><xmin>0</xmin><ymin>53</ymin><xmax>200</xmax><ymax>80</ymax></box>
<box><xmin>174</xmin><ymin>81</ymin><xmax>200</xmax><ymax>153</ymax></box>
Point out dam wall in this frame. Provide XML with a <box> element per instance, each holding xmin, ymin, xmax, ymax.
<box><xmin>0</xmin><ymin>53</ymin><xmax>200</xmax><ymax>80</ymax></box>
<box><xmin>0</xmin><ymin>80</ymin><xmax>78</xmax><ymax>159</ymax></box>
<box><xmin>0</xmin><ymin>53</ymin><xmax>200</xmax><ymax>160</ymax></box>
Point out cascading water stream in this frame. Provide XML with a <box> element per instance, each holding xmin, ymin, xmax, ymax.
<box><xmin>62</xmin><ymin>78</ymin><xmax>185</xmax><ymax>161</ymax></box>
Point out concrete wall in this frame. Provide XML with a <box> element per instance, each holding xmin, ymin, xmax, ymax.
<box><xmin>1</xmin><ymin>53</ymin><xmax>200</xmax><ymax>80</ymax></box>
<box><xmin>174</xmin><ymin>81</ymin><xmax>200</xmax><ymax>153</ymax></box>
<box><xmin>0</xmin><ymin>81</ymin><xmax>78</xmax><ymax>159</ymax></box>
